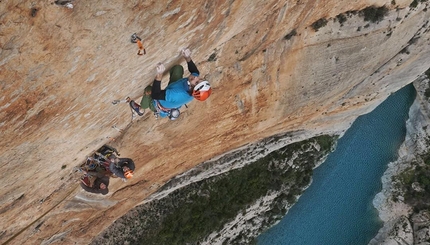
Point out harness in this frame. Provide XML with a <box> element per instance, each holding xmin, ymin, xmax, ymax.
<box><xmin>155</xmin><ymin>100</ymin><xmax>170</xmax><ymax>113</ymax></box>
<box><xmin>153</xmin><ymin>100</ymin><xmax>180</xmax><ymax>120</ymax></box>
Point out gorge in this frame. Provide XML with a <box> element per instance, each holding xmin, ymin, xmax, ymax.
<box><xmin>1</xmin><ymin>0</ymin><xmax>430</xmax><ymax>244</ymax></box>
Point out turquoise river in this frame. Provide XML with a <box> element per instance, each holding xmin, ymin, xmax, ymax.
<box><xmin>258</xmin><ymin>84</ymin><xmax>416</xmax><ymax>245</ymax></box>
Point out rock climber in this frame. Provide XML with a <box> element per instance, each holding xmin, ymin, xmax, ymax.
<box><xmin>109</xmin><ymin>158</ymin><xmax>135</xmax><ymax>181</ymax></box>
<box><xmin>149</xmin><ymin>48</ymin><xmax>212</xmax><ymax>120</ymax></box>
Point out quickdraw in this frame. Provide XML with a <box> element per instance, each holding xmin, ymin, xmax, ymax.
<box><xmin>131</xmin><ymin>33</ymin><xmax>146</xmax><ymax>55</ymax></box>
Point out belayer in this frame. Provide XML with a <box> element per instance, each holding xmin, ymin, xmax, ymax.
<box><xmin>78</xmin><ymin>145</ymin><xmax>119</xmax><ymax>195</ymax></box>
<box><xmin>141</xmin><ymin>48</ymin><xmax>212</xmax><ymax>120</ymax></box>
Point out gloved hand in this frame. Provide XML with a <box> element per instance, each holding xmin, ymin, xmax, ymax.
<box><xmin>156</xmin><ymin>63</ymin><xmax>165</xmax><ymax>74</ymax></box>
<box><xmin>181</xmin><ymin>48</ymin><xmax>191</xmax><ymax>58</ymax></box>
<box><xmin>122</xmin><ymin>178</ymin><xmax>127</xmax><ymax>182</ymax></box>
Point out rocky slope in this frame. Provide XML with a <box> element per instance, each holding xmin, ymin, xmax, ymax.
<box><xmin>1</xmin><ymin>0</ymin><xmax>430</xmax><ymax>244</ymax></box>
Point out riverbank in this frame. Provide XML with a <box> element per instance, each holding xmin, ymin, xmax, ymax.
<box><xmin>371</xmin><ymin>74</ymin><xmax>430</xmax><ymax>244</ymax></box>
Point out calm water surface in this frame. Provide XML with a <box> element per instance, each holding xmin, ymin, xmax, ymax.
<box><xmin>258</xmin><ymin>84</ymin><xmax>416</xmax><ymax>245</ymax></box>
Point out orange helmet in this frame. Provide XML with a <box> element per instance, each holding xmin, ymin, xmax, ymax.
<box><xmin>192</xmin><ymin>81</ymin><xmax>212</xmax><ymax>101</ymax></box>
<box><xmin>124</xmin><ymin>170</ymin><xmax>133</xmax><ymax>179</ymax></box>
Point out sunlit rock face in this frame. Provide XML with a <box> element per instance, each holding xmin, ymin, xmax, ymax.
<box><xmin>1</xmin><ymin>0</ymin><xmax>429</xmax><ymax>244</ymax></box>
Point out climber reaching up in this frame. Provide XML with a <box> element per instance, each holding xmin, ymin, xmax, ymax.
<box><xmin>150</xmin><ymin>48</ymin><xmax>212</xmax><ymax>120</ymax></box>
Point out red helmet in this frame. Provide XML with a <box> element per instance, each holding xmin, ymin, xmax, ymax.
<box><xmin>192</xmin><ymin>81</ymin><xmax>212</xmax><ymax>101</ymax></box>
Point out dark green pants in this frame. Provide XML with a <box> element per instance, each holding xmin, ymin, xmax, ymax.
<box><xmin>140</xmin><ymin>93</ymin><xmax>155</xmax><ymax>112</ymax></box>
<box><xmin>169</xmin><ymin>65</ymin><xmax>184</xmax><ymax>85</ymax></box>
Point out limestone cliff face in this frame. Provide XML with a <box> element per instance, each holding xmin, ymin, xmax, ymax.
<box><xmin>1</xmin><ymin>0</ymin><xmax>430</xmax><ymax>244</ymax></box>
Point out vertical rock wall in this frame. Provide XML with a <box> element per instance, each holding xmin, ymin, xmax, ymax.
<box><xmin>1</xmin><ymin>0</ymin><xmax>430</xmax><ymax>244</ymax></box>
